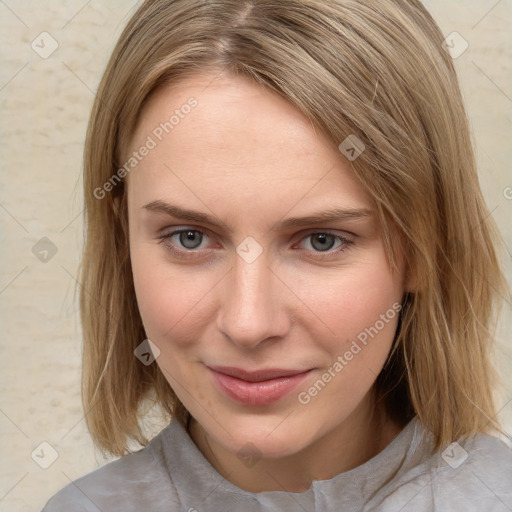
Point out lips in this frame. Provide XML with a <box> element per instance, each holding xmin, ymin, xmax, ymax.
<box><xmin>209</xmin><ymin>366</ymin><xmax>310</xmax><ymax>382</ymax></box>
<box><xmin>207</xmin><ymin>365</ymin><xmax>313</xmax><ymax>406</ymax></box>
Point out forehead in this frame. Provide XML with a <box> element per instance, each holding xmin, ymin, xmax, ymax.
<box><xmin>130</xmin><ymin>71</ymin><xmax>332</xmax><ymax>162</ymax></box>
<box><xmin>125</xmin><ymin>71</ymin><xmax>372</xmax><ymax>214</ymax></box>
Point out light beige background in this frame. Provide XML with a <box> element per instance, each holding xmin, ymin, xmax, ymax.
<box><xmin>0</xmin><ymin>1</ymin><xmax>511</xmax><ymax>511</ymax></box>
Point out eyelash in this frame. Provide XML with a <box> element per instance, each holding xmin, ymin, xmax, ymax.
<box><xmin>156</xmin><ymin>228</ymin><xmax>354</xmax><ymax>261</ymax></box>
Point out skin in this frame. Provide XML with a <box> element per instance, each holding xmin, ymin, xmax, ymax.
<box><xmin>126</xmin><ymin>70</ymin><xmax>410</xmax><ymax>493</ymax></box>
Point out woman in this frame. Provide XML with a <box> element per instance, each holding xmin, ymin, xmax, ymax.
<box><xmin>42</xmin><ymin>0</ymin><xmax>512</xmax><ymax>510</ymax></box>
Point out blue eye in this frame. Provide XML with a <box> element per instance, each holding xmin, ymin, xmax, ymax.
<box><xmin>157</xmin><ymin>228</ymin><xmax>353</xmax><ymax>260</ymax></box>
<box><xmin>176</xmin><ymin>230</ymin><xmax>205</xmax><ymax>250</ymax></box>
<box><xmin>298</xmin><ymin>232</ymin><xmax>353</xmax><ymax>258</ymax></box>
<box><xmin>158</xmin><ymin>229</ymin><xmax>209</xmax><ymax>256</ymax></box>
<box><xmin>307</xmin><ymin>233</ymin><xmax>337</xmax><ymax>251</ymax></box>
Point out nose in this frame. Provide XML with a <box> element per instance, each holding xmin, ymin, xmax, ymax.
<box><xmin>216</xmin><ymin>249</ymin><xmax>291</xmax><ymax>349</ymax></box>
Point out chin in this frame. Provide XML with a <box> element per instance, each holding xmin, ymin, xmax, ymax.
<box><xmin>213</xmin><ymin>411</ymin><xmax>320</xmax><ymax>459</ymax></box>
<box><xmin>235</xmin><ymin>430</ymin><xmax>308</xmax><ymax>460</ymax></box>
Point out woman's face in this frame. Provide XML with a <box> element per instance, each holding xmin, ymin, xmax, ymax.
<box><xmin>126</xmin><ymin>71</ymin><xmax>407</xmax><ymax>459</ymax></box>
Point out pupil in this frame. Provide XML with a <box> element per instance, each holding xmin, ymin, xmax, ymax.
<box><xmin>181</xmin><ymin>231</ymin><xmax>202</xmax><ymax>249</ymax></box>
<box><xmin>312</xmin><ymin>233</ymin><xmax>334</xmax><ymax>251</ymax></box>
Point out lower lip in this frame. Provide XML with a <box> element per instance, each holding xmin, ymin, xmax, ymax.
<box><xmin>208</xmin><ymin>368</ymin><xmax>313</xmax><ymax>406</ymax></box>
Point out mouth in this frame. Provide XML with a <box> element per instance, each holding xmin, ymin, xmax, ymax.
<box><xmin>206</xmin><ymin>365</ymin><xmax>314</xmax><ymax>406</ymax></box>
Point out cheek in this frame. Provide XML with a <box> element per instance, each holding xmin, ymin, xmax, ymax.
<box><xmin>130</xmin><ymin>244</ymin><xmax>216</xmax><ymax>344</ymax></box>
<box><xmin>295</xmin><ymin>258</ymin><xmax>401</xmax><ymax>348</ymax></box>
<box><xmin>295</xmin><ymin>265</ymin><xmax>402</xmax><ymax>411</ymax></box>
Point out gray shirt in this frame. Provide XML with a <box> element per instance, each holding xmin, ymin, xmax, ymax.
<box><xmin>41</xmin><ymin>416</ymin><xmax>512</xmax><ymax>511</ymax></box>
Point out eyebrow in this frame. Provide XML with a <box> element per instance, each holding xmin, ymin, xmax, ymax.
<box><xmin>142</xmin><ymin>200</ymin><xmax>373</xmax><ymax>232</ymax></box>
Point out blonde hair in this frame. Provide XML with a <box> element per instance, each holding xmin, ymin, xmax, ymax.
<box><xmin>80</xmin><ymin>0</ymin><xmax>509</xmax><ymax>456</ymax></box>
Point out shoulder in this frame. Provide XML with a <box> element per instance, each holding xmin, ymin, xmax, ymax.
<box><xmin>372</xmin><ymin>429</ymin><xmax>512</xmax><ymax>512</ymax></box>
<box><xmin>434</xmin><ymin>432</ymin><xmax>512</xmax><ymax>507</ymax></box>
<box><xmin>40</xmin><ymin>426</ymin><xmax>182</xmax><ymax>512</ymax></box>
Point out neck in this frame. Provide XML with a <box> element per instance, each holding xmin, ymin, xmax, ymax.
<box><xmin>187</xmin><ymin>396</ymin><xmax>403</xmax><ymax>493</ymax></box>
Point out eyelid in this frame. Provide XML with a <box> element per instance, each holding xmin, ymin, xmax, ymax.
<box><xmin>159</xmin><ymin>225</ymin><xmax>213</xmax><ymax>239</ymax></box>
<box><xmin>157</xmin><ymin>225</ymin><xmax>355</xmax><ymax>241</ymax></box>
<box><xmin>292</xmin><ymin>228</ymin><xmax>355</xmax><ymax>243</ymax></box>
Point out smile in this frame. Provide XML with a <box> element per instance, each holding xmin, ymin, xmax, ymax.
<box><xmin>206</xmin><ymin>365</ymin><xmax>314</xmax><ymax>406</ymax></box>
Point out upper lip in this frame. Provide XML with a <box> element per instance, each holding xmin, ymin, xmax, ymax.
<box><xmin>207</xmin><ymin>365</ymin><xmax>312</xmax><ymax>382</ymax></box>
